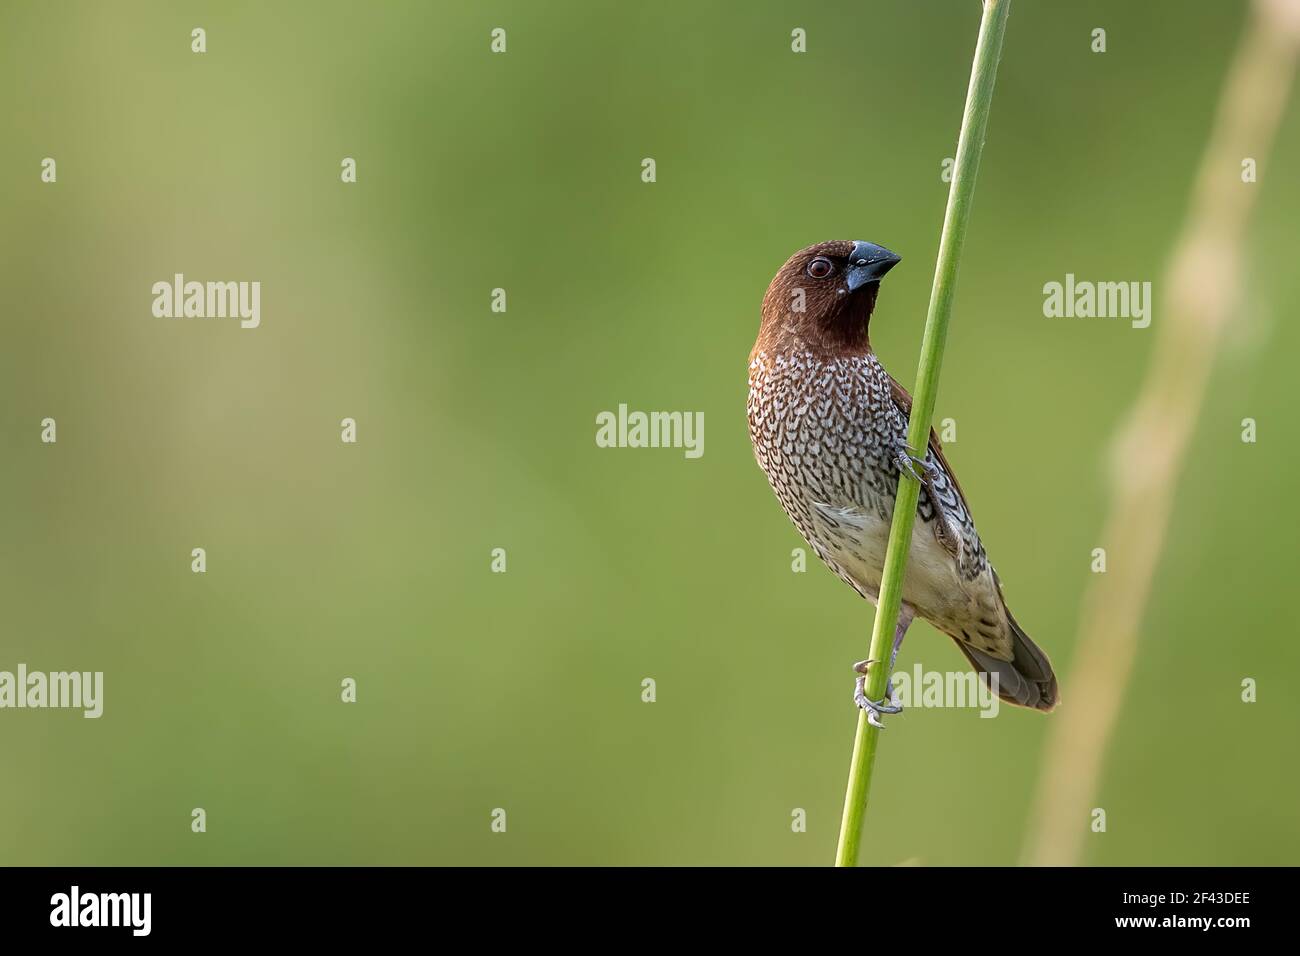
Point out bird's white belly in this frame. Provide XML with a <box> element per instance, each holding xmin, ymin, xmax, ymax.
<box><xmin>811</xmin><ymin>499</ymin><xmax>967</xmax><ymax>622</ymax></box>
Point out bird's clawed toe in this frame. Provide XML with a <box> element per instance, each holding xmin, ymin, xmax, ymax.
<box><xmin>854</xmin><ymin>675</ymin><xmax>902</xmax><ymax>728</ymax></box>
<box><xmin>853</xmin><ymin>658</ymin><xmax>896</xmax><ymax>699</ymax></box>
<box><xmin>893</xmin><ymin>442</ymin><xmax>937</xmax><ymax>485</ymax></box>
<box><xmin>892</xmin><ymin>448</ymin><xmax>926</xmax><ymax>484</ymax></box>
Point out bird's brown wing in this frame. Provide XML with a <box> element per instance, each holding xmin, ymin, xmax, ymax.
<box><xmin>886</xmin><ymin>374</ymin><xmax>972</xmax><ymax>518</ymax></box>
<box><xmin>888</xmin><ymin>375</ymin><xmax>1059</xmax><ymax>710</ymax></box>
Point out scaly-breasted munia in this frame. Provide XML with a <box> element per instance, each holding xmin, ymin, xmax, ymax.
<box><xmin>747</xmin><ymin>240</ymin><xmax>1058</xmax><ymax>722</ymax></box>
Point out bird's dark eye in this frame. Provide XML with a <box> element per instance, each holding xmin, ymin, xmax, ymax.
<box><xmin>806</xmin><ymin>257</ymin><xmax>834</xmax><ymax>279</ymax></box>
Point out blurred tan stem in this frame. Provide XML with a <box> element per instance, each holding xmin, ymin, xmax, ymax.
<box><xmin>1022</xmin><ymin>0</ymin><xmax>1300</xmax><ymax>868</ymax></box>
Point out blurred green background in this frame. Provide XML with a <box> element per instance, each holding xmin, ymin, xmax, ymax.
<box><xmin>2</xmin><ymin>0</ymin><xmax>1296</xmax><ymax>866</ymax></box>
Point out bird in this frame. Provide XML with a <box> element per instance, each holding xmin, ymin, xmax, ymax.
<box><xmin>747</xmin><ymin>240</ymin><xmax>1058</xmax><ymax>724</ymax></box>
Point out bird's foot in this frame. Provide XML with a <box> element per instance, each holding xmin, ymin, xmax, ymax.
<box><xmin>892</xmin><ymin>443</ymin><xmax>935</xmax><ymax>485</ymax></box>
<box><xmin>853</xmin><ymin>660</ymin><xmax>902</xmax><ymax>729</ymax></box>
<box><xmin>853</xmin><ymin>659</ymin><xmax>897</xmax><ymax>698</ymax></box>
<box><xmin>893</xmin><ymin>444</ymin><xmax>961</xmax><ymax>558</ymax></box>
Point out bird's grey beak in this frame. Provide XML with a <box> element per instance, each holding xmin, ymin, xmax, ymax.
<box><xmin>846</xmin><ymin>241</ymin><xmax>901</xmax><ymax>291</ymax></box>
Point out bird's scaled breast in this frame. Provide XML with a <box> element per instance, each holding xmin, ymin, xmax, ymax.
<box><xmin>748</xmin><ymin>350</ymin><xmax>902</xmax><ymax>492</ymax></box>
<box><xmin>748</xmin><ymin>350</ymin><xmax>907</xmax><ymax>585</ymax></box>
<box><xmin>747</xmin><ymin>353</ymin><xmax>892</xmax><ymax>604</ymax></box>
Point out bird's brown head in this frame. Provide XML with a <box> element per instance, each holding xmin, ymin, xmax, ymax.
<box><xmin>755</xmin><ymin>240</ymin><xmax>900</xmax><ymax>357</ymax></box>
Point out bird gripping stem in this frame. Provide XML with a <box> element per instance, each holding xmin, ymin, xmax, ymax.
<box><xmin>834</xmin><ymin>0</ymin><xmax>1012</xmax><ymax>868</ymax></box>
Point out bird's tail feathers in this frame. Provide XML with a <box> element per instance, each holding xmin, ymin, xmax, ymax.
<box><xmin>955</xmin><ymin>609</ymin><xmax>1059</xmax><ymax>713</ymax></box>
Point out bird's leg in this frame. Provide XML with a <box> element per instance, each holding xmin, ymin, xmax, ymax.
<box><xmin>892</xmin><ymin>442</ymin><xmax>928</xmax><ymax>485</ymax></box>
<box><xmin>852</xmin><ymin>675</ymin><xmax>898</xmax><ymax>728</ymax></box>
<box><xmin>852</xmin><ymin>608</ymin><xmax>914</xmax><ymax>728</ymax></box>
<box><xmin>925</xmin><ymin>474</ymin><xmax>962</xmax><ymax>561</ymax></box>
<box><xmin>895</xmin><ymin>442</ymin><xmax>962</xmax><ymax>560</ymax></box>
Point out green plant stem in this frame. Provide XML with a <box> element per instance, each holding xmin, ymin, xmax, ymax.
<box><xmin>834</xmin><ymin>0</ymin><xmax>1011</xmax><ymax>868</ymax></box>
